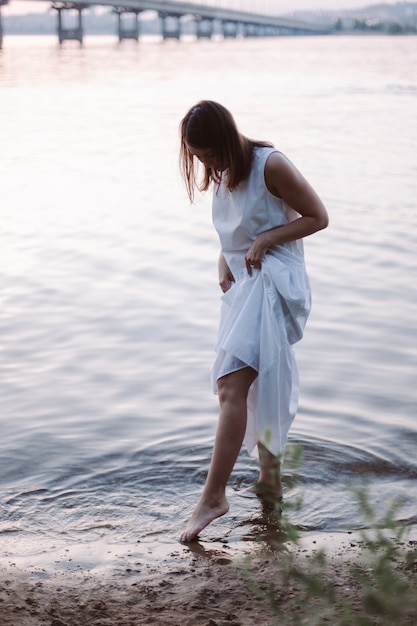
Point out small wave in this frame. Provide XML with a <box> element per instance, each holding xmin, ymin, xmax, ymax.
<box><xmin>74</xmin><ymin>524</ymin><xmax>118</xmax><ymax>532</ymax></box>
<box><xmin>0</xmin><ymin>527</ymin><xmax>21</xmax><ymax>535</ymax></box>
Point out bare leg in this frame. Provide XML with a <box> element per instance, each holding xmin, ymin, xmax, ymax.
<box><xmin>256</xmin><ymin>443</ymin><xmax>282</xmax><ymax>500</ymax></box>
<box><xmin>180</xmin><ymin>366</ymin><xmax>258</xmax><ymax>543</ymax></box>
<box><xmin>242</xmin><ymin>443</ymin><xmax>282</xmax><ymax>501</ymax></box>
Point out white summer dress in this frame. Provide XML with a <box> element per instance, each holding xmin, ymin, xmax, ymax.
<box><xmin>211</xmin><ymin>146</ymin><xmax>311</xmax><ymax>458</ymax></box>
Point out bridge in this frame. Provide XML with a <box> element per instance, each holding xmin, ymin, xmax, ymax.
<box><xmin>0</xmin><ymin>0</ymin><xmax>333</xmax><ymax>46</ymax></box>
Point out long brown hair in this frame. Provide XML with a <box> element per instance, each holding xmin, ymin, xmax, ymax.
<box><xmin>179</xmin><ymin>100</ymin><xmax>272</xmax><ymax>202</ymax></box>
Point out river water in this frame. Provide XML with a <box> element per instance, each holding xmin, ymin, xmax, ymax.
<box><xmin>1</xmin><ymin>33</ymin><xmax>416</xmax><ymax>573</ymax></box>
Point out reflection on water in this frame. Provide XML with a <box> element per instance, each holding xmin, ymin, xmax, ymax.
<box><xmin>1</xmin><ymin>34</ymin><xmax>417</xmax><ymax>565</ymax></box>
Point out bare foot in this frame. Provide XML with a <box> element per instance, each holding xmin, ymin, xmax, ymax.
<box><xmin>180</xmin><ymin>495</ymin><xmax>229</xmax><ymax>543</ymax></box>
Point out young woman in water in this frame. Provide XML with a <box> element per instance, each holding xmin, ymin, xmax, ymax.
<box><xmin>179</xmin><ymin>101</ymin><xmax>328</xmax><ymax>543</ymax></box>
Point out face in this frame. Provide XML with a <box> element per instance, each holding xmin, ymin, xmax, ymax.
<box><xmin>186</xmin><ymin>144</ymin><xmax>222</xmax><ymax>171</ymax></box>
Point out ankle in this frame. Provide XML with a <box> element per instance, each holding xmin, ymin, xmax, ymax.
<box><xmin>258</xmin><ymin>470</ymin><xmax>282</xmax><ymax>492</ymax></box>
<box><xmin>201</xmin><ymin>489</ymin><xmax>227</xmax><ymax>507</ymax></box>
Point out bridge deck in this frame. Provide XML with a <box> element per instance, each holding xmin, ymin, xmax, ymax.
<box><xmin>18</xmin><ymin>0</ymin><xmax>332</xmax><ymax>33</ymax></box>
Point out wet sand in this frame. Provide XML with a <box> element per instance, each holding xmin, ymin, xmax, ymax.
<box><xmin>2</xmin><ymin>531</ymin><xmax>416</xmax><ymax>625</ymax></box>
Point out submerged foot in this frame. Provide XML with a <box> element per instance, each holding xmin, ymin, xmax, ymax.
<box><xmin>180</xmin><ymin>495</ymin><xmax>229</xmax><ymax>543</ymax></box>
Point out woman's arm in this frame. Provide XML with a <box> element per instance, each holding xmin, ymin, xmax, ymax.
<box><xmin>245</xmin><ymin>151</ymin><xmax>329</xmax><ymax>275</ymax></box>
<box><xmin>218</xmin><ymin>253</ymin><xmax>235</xmax><ymax>293</ymax></box>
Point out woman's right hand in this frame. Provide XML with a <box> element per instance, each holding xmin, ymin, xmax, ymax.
<box><xmin>218</xmin><ymin>254</ymin><xmax>235</xmax><ymax>293</ymax></box>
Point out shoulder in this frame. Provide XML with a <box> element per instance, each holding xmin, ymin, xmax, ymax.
<box><xmin>264</xmin><ymin>151</ymin><xmax>306</xmax><ymax>198</ymax></box>
<box><xmin>264</xmin><ymin>150</ymin><xmax>292</xmax><ymax>173</ymax></box>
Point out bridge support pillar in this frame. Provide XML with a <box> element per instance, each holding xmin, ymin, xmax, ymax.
<box><xmin>159</xmin><ymin>13</ymin><xmax>181</xmax><ymax>40</ymax></box>
<box><xmin>52</xmin><ymin>4</ymin><xmax>84</xmax><ymax>45</ymax></box>
<box><xmin>0</xmin><ymin>0</ymin><xmax>9</xmax><ymax>49</ymax></box>
<box><xmin>243</xmin><ymin>23</ymin><xmax>260</xmax><ymax>38</ymax></box>
<box><xmin>222</xmin><ymin>21</ymin><xmax>238</xmax><ymax>39</ymax></box>
<box><xmin>115</xmin><ymin>8</ymin><xmax>141</xmax><ymax>42</ymax></box>
<box><xmin>196</xmin><ymin>17</ymin><xmax>213</xmax><ymax>39</ymax></box>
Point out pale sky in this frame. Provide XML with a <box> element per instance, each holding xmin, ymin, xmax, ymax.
<box><xmin>3</xmin><ymin>0</ymin><xmax>396</xmax><ymax>16</ymax></box>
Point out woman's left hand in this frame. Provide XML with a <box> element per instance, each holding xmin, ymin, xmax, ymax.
<box><xmin>245</xmin><ymin>233</ymin><xmax>269</xmax><ymax>276</ymax></box>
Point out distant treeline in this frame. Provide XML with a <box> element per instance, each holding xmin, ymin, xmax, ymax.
<box><xmin>335</xmin><ymin>17</ymin><xmax>417</xmax><ymax>34</ymax></box>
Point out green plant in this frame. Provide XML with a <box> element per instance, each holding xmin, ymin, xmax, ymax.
<box><xmin>239</xmin><ymin>445</ymin><xmax>417</xmax><ymax>625</ymax></box>
<box><xmin>340</xmin><ymin>485</ymin><xmax>417</xmax><ymax>625</ymax></box>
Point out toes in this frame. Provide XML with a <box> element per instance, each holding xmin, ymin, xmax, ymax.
<box><xmin>179</xmin><ymin>530</ymin><xmax>198</xmax><ymax>544</ymax></box>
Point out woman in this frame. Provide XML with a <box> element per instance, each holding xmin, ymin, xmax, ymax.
<box><xmin>179</xmin><ymin>101</ymin><xmax>328</xmax><ymax>543</ymax></box>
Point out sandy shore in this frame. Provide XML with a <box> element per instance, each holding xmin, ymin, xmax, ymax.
<box><xmin>2</xmin><ymin>529</ymin><xmax>416</xmax><ymax>626</ymax></box>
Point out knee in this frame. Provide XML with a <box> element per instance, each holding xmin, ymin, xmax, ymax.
<box><xmin>217</xmin><ymin>368</ymin><xmax>257</xmax><ymax>407</ymax></box>
<box><xmin>217</xmin><ymin>377</ymin><xmax>240</xmax><ymax>407</ymax></box>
